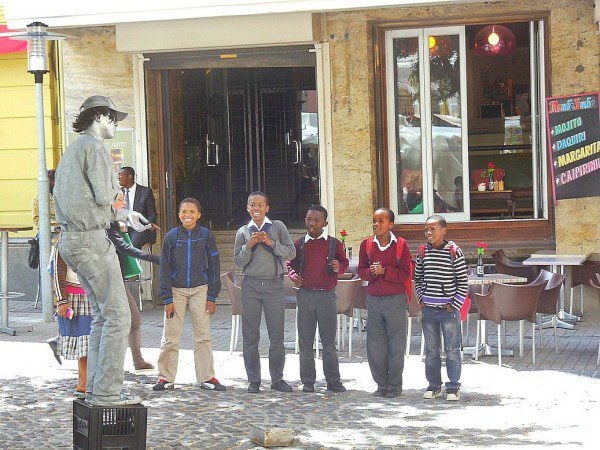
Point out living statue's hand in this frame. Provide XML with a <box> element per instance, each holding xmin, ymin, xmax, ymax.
<box><xmin>127</xmin><ymin>211</ymin><xmax>151</xmax><ymax>232</ymax></box>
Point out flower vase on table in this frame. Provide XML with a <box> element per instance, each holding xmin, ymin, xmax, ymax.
<box><xmin>476</xmin><ymin>241</ymin><xmax>488</xmax><ymax>277</ymax></box>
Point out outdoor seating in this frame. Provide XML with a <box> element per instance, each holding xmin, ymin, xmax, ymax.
<box><xmin>220</xmin><ymin>271</ymin><xmax>242</xmax><ymax>353</ymax></box>
<box><xmin>335</xmin><ymin>277</ymin><xmax>362</xmax><ymax>357</ymax></box>
<box><xmin>569</xmin><ymin>260</ymin><xmax>600</xmax><ymax>316</ymax></box>
<box><xmin>532</xmin><ymin>269</ymin><xmax>566</xmax><ymax>353</ymax></box>
<box><xmin>589</xmin><ymin>274</ymin><xmax>600</xmax><ymax>365</ymax></box>
<box><xmin>492</xmin><ymin>248</ymin><xmax>540</xmax><ymax>282</ymax></box>
<box><xmin>406</xmin><ymin>286</ymin><xmax>422</xmax><ymax>356</ymax></box>
<box><xmin>474</xmin><ymin>280</ymin><xmax>546</xmax><ymax>365</ymax></box>
<box><xmin>283</xmin><ymin>276</ymin><xmax>299</xmax><ymax>353</ymax></box>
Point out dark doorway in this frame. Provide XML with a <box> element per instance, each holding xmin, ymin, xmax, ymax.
<box><xmin>151</xmin><ymin>65</ymin><xmax>319</xmax><ymax>230</ymax></box>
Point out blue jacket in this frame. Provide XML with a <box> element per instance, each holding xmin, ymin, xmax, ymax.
<box><xmin>159</xmin><ymin>225</ymin><xmax>221</xmax><ymax>304</ymax></box>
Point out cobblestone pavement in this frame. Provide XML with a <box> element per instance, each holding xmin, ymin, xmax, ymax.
<box><xmin>1</xmin><ymin>299</ymin><xmax>599</xmax><ymax>448</ymax></box>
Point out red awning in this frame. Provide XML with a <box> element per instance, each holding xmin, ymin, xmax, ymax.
<box><xmin>0</xmin><ymin>25</ymin><xmax>27</xmax><ymax>54</ymax></box>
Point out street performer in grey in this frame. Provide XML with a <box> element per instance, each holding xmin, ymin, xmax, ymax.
<box><xmin>54</xmin><ymin>96</ymin><xmax>150</xmax><ymax>406</ymax></box>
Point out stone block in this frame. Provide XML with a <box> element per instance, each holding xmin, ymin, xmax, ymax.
<box><xmin>249</xmin><ymin>425</ymin><xmax>295</xmax><ymax>448</ymax></box>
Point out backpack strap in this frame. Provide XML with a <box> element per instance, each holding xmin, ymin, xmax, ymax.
<box><xmin>296</xmin><ymin>238</ymin><xmax>305</xmax><ymax>277</ymax></box>
<box><xmin>327</xmin><ymin>236</ymin><xmax>338</xmax><ymax>266</ymax></box>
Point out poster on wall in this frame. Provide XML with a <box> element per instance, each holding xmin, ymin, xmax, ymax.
<box><xmin>545</xmin><ymin>92</ymin><xmax>599</xmax><ymax>203</ymax></box>
<box><xmin>67</xmin><ymin>128</ymin><xmax>135</xmax><ymax>173</ymax></box>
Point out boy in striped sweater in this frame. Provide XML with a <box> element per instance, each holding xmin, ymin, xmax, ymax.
<box><xmin>414</xmin><ymin>215</ymin><xmax>468</xmax><ymax>401</ymax></box>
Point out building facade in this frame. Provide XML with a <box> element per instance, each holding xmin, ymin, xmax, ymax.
<box><xmin>4</xmin><ymin>0</ymin><xmax>599</xmax><ymax>256</ymax></box>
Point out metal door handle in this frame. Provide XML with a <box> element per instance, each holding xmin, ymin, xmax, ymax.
<box><xmin>165</xmin><ymin>172</ymin><xmax>170</xmax><ymax>190</ymax></box>
<box><xmin>208</xmin><ymin>144</ymin><xmax>219</xmax><ymax>167</ymax></box>
<box><xmin>206</xmin><ymin>134</ymin><xmax>211</xmax><ymax>165</ymax></box>
<box><xmin>285</xmin><ymin>132</ymin><xmax>291</xmax><ymax>146</ymax></box>
<box><xmin>296</xmin><ymin>140</ymin><xmax>302</xmax><ymax>163</ymax></box>
<box><xmin>293</xmin><ymin>140</ymin><xmax>301</xmax><ymax>164</ymax></box>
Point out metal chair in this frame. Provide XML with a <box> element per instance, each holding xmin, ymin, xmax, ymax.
<box><xmin>220</xmin><ymin>271</ymin><xmax>242</xmax><ymax>353</ymax></box>
<box><xmin>474</xmin><ymin>279</ymin><xmax>546</xmax><ymax>365</ymax></box>
<box><xmin>532</xmin><ymin>269</ymin><xmax>566</xmax><ymax>353</ymax></box>
<box><xmin>283</xmin><ymin>276</ymin><xmax>299</xmax><ymax>353</ymax></box>
<box><xmin>569</xmin><ymin>260</ymin><xmax>600</xmax><ymax>316</ymax></box>
<box><xmin>406</xmin><ymin>286</ymin><xmax>422</xmax><ymax>356</ymax></box>
<box><xmin>353</xmin><ymin>285</ymin><xmax>367</xmax><ymax>345</ymax></box>
<box><xmin>589</xmin><ymin>274</ymin><xmax>600</xmax><ymax>366</ymax></box>
<box><xmin>335</xmin><ymin>277</ymin><xmax>362</xmax><ymax>357</ymax></box>
<box><xmin>492</xmin><ymin>249</ymin><xmax>540</xmax><ymax>283</ymax></box>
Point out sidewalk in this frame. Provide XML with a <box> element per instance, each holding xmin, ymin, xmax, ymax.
<box><xmin>1</xmin><ymin>299</ymin><xmax>599</xmax><ymax>448</ymax></box>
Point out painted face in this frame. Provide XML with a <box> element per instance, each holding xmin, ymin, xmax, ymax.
<box><xmin>372</xmin><ymin>209</ymin><xmax>394</xmax><ymax>238</ymax></box>
<box><xmin>179</xmin><ymin>202</ymin><xmax>201</xmax><ymax>230</ymax></box>
<box><xmin>424</xmin><ymin>219</ymin><xmax>447</xmax><ymax>248</ymax></box>
<box><xmin>247</xmin><ymin>195</ymin><xmax>269</xmax><ymax>225</ymax></box>
<box><xmin>118</xmin><ymin>169</ymin><xmax>134</xmax><ymax>188</ymax></box>
<box><xmin>98</xmin><ymin>113</ymin><xmax>117</xmax><ymax>140</ymax></box>
<box><xmin>305</xmin><ymin>209</ymin><xmax>328</xmax><ymax>238</ymax></box>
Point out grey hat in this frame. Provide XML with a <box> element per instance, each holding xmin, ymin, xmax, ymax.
<box><xmin>79</xmin><ymin>95</ymin><xmax>127</xmax><ymax>122</ymax></box>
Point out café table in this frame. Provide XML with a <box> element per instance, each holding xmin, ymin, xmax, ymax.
<box><xmin>462</xmin><ymin>273</ymin><xmax>527</xmax><ymax>358</ymax></box>
<box><xmin>522</xmin><ymin>252</ymin><xmax>589</xmax><ymax>330</ymax></box>
<box><xmin>1</xmin><ymin>224</ymin><xmax>33</xmax><ymax>336</ymax></box>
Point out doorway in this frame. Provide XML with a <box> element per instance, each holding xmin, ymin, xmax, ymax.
<box><xmin>147</xmin><ymin>63</ymin><xmax>320</xmax><ymax>230</ymax></box>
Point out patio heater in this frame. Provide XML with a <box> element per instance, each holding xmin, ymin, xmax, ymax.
<box><xmin>1</xmin><ymin>23</ymin><xmax>66</xmax><ymax>322</ymax></box>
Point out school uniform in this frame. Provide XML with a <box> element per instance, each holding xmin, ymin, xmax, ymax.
<box><xmin>234</xmin><ymin>217</ymin><xmax>296</xmax><ymax>384</ymax></box>
<box><xmin>358</xmin><ymin>232</ymin><xmax>412</xmax><ymax>393</ymax></box>
<box><xmin>287</xmin><ymin>230</ymin><xmax>349</xmax><ymax>386</ymax></box>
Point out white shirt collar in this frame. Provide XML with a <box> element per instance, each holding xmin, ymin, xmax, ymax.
<box><xmin>373</xmin><ymin>232</ymin><xmax>397</xmax><ymax>251</ymax></box>
<box><xmin>304</xmin><ymin>229</ymin><xmax>328</xmax><ymax>243</ymax></box>
<box><xmin>248</xmin><ymin>216</ymin><xmax>272</xmax><ymax>231</ymax></box>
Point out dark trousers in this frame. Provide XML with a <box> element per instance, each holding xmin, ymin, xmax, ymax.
<box><xmin>241</xmin><ymin>276</ymin><xmax>285</xmax><ymax>384</ymax></box>
<box><xmin>297</xmin><ymin>288</ymin><xmax>341</xmax><ymax>385</ymax></box>
<box><xmin>366</xmin><ymin>294</ymin><xmax>407</xmax><ymax>391</ymax></box>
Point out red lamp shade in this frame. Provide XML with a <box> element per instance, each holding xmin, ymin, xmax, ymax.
<box><xmin>473</xmin><ymin>24</ymin><xmax>516</xmax><ymax>57</ymax></box>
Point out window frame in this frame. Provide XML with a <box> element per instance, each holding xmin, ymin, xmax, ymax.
<box><xmin>372</xmin><ymin>12</ymin><xmax>554</xmax><ymax>245</ymax></box>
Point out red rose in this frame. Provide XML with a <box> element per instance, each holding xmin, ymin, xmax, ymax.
<box><xmin>487</xmin><ymin>162</ymin><xmax>495</xmax><ymax>169</ymax></box>
<box><xmin>340</xmin><ymin>229</ymin><xmax>348</xmax><ymax>237</ymax></box>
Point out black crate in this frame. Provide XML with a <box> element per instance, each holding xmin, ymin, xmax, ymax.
<box><xmin>73</xmin><ymin>399</ymin><xmax>147</xmax><ymax>450</ymax></box>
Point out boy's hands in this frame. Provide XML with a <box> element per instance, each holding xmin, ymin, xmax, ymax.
<box><xmin>370</xmin><ymin>261</ymin><xmax>385</xmax><ymax>276</ymax></box>
<box><xmin>249</xmin><ymin>231</ymin><xmax>272</xmax><ymax>247</ymax></box>
<box><xmin>206</xmin><ymin>301</ymin><xmax>216</xmax><ymax>315</ymax></box>
<box><xmin>293</xmin><ymin>275</ymin><xmax>304</xmax><ymax>288</ymax></box>
<box><xmin>164</xmin><ymin>303</ymin><xmax>175</xmax><ymax>319</ymax></box>
<box><xmin>330</xmin><ymin>259</ymin><xmax>340</xmax><ymax>273</ymax></box>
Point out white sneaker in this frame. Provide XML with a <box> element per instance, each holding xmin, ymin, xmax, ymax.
<box><xmin>445</xmin><ymin>388</ymin><xmax>460</xmax><ymax>401</ymax></box>
<box><xmin>423</xmin><ymin>387</ymin><xmax>443</xmax><ymax>399</ymax></box>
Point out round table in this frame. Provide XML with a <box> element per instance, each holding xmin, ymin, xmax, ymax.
<box><xmin>1</xmin><ymin>224</ymin><xmax>33</xmax><ymax>336</ymax></box>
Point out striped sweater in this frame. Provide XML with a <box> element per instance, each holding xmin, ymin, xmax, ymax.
<box><xmin>413</xmin><ymin>241</ymin><xmax>468</xmax><ymax>311</ymax></box>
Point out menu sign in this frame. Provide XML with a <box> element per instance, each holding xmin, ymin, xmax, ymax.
<box><xmin>545</xmin><ymin>92</ymin><xmax>600</xmax><ymax>202</ymax></box>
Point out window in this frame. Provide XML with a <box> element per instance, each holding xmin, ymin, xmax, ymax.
<box><xmin>385</xmin><ymin>21</ymin><xmax>547</xmax><ymax>223</ymax></box>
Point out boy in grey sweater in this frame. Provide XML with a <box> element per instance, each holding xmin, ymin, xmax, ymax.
<box><xmin>234</xmin><ymin>191</ymin><xmax>296</xmax><ymax>393</ymax></box>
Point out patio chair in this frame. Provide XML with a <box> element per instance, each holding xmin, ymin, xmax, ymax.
<box><xmin>474</xmin><ymin>279</ymin><xmax>546</xmax><ymax>366</ymax></box>
<box><xmin>532</xmin><ymin>269</ymin><xmax>565</xmax><ymax>354</ymax></box>
<box><xmin>335</xmin><ymin>277</ymin><xmax>362</xmax><ymax>357</ymax></box>
<box><xmin>492</xmin><ymin>248</ymin><xmax>540</xmax><ymax>283</ymax></box>
<box><xmin>569</xmin><ymin>260</ymin><xmax>600</xmax><ymax>316</ymax></box>
<box><xmin>406</xmin><ymin>285</ymin><xmax>422</xmax><ymax>356</ymax></box>
<box><xmin>589</xmin><ymin>274</ymin><xmax>600</xmax><ymax>365</ymax></box>
<box><xmin>353</xmin><ymin>285</ymin><xmax>367</xmax><ymax>344</ymax></box>
<box><xmin>220</xmin><ymin>271</ymin><xmax>242</xmax><ymax>353</ymax></box>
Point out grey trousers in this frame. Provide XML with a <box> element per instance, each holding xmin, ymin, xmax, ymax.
<box><xmin>366</xmin><ymin>294</ymin><xmax>407</xmax><ymax>391</ymax></box>
<box><xmin>59</xmin><ymin>230</ymin><xmax>131</xmax><ymax>400</ymax></box>
<box><xmin>297</xmin><ymin>288</ymin><xmax>340</xmax><ymax>385</ymax></box>
<box><xmin>241</xmin><ymin>276</ymin><xmax>285</xmax><ymax>384</ymax></box>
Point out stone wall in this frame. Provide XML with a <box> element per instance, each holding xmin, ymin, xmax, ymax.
<box><xmin>321</xmin><ymin>0</ymin><xmax>600</xmax><ymax>254</ymax></box>
<box><xmin>61</xmin><ymin>26</ymin><xmax>135</xmax><ymax>132</ymax></box>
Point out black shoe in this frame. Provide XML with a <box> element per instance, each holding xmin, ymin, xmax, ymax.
<box><xmin>46</xmin><ymin>337</ymin><xmax>62</xmax><ymax>365</ymax></box>
<box><xmin>152</xmin><ymin>379</ymin><xmax>174</xmax><ymax>391</ymax></box>
<box><xmin>326</xmin><ymin>382</ymin><xmax>346</xmax><ymax>393</ymax></box>
<box><xmin>386</xmin><ymin>388</ymin><xmax>401</xmax><ymax>398</ymax></box>
<box><xmin>247</xmin><ymin>382</ymin><xmax>261</xmax><ymax>394</ymax></box>
<box><xmin>373</xmin><ymin>387</ymin><xmax>387</xmax><ymax>397</ymax></box>
<box><xmin>271</xmin><ymin>380</ymin><xmax>293</xmax><ymax>392</ymax></box>
<box><xmin>302</xmin><ymin>382</ymin><xmax>315</xmax><ymax>393</ymax></box>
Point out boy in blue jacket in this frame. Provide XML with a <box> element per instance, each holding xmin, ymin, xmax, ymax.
<box><xmin>153</xmin><ymin>197</ymin><xmax>225</xmax><ymax>392</ymax></box>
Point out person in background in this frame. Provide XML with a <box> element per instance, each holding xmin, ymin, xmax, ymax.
<box><xmin>107</xmin><ymin>221</ymin><xmax>160</xmax><ymax>371</ymax></box>
<box><xmin>118</xmin><ymin>166</ymin><xmax>158</xmax><ymax>249</ymax></box>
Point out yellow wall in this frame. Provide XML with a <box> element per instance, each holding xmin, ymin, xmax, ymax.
<box><xmin>0</xmin><ymin>6</ymin><xmax>60</xmax><ymax>237</ymax></box>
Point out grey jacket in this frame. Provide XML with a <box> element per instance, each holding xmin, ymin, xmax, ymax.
<box><xmin>54</xmin><ymin>132</ymin><xmax>126</xmax><ymax>232</ymax></box>
<box><xmin>234</xmin><ymin>220</ymin><xmax>296</xmax><ymax>278</ymax></box>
